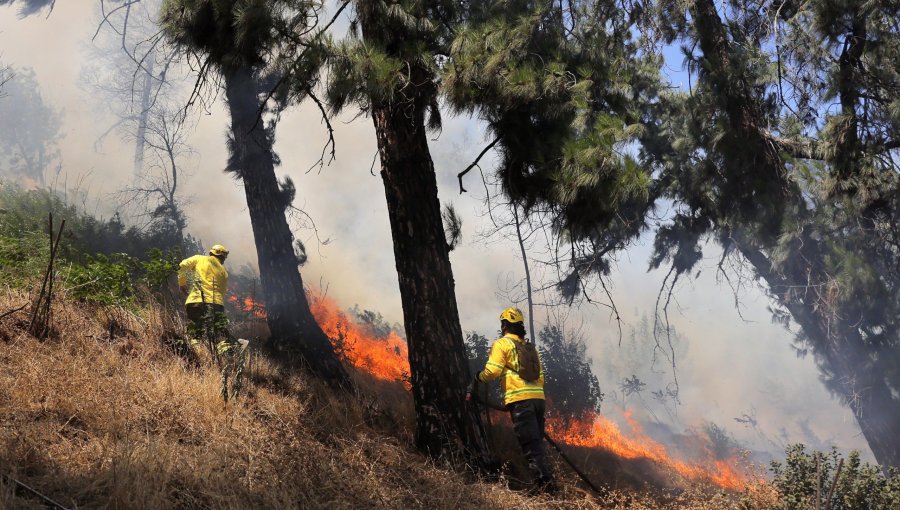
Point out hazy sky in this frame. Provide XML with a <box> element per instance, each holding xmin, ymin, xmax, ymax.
<box><xmin>0</xmin><ymin>1</ymin><xmax>873</xmax><ymax>462</ymax></box>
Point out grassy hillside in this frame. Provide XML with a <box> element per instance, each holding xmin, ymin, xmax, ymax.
<box><xmin>0</xmin><ymin>288</ymin><xmax>779</xmax><ymax>510</ymax></box>
<box><xmin>1</xmin><ymin>187</ymin><xmax>895</xmax><ymax>509</ymax></box>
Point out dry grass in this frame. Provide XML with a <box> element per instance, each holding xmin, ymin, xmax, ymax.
<box><xmin>0</xmin><ymin>290</ymin><xmax>777</xmax><ymax>509</ymax></box>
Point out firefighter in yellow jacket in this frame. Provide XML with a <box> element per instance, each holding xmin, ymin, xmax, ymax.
<box><xmin>471</xmin><ymin>307</ymin><xmax>556</xmax><ymax>493</ymax></box>
<box><xmin>178</xmin><ymin>244</ymin><xmax>229</xmax><ymax>343</ymax></box>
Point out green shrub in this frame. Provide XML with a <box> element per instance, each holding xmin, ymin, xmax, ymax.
<box><xmin>142</xmin><ymin>247</ymin><xmax>182</xmax><ymax>289</ymax></box>
<box><xmin>65</xmin><ymin>254</ymin><xmax>137</xmax><ymax>306</ymax></box>
<box><xmin>1</xmin><ymin>184</ymin><xmax>199</xmax><ymax>303</ymax></box>
<box><xmin>0</xmin><ymin>230</ymin><xmax>48</xmax><ymax>289</ymax></box>
<box><xmin>769</xmin><ymin>444</ymin><xmax>900</xmax><ymax>510</ymax></box>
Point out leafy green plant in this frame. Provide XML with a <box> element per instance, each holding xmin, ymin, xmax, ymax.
<box><xmin>768</xmin><ymin>445</ymin><xmax>900</xmax><ymax>510</ymax></box>
<box><xmin>65</xmin><ymin>253</ymin><xmax>137</xmax><ymax>306</ymax></box>
<box><xmin>141</xmin><ymin>247</ymin><xmax>182</xmax><ymax>289</ymax></box>
<box><xmin>0</xmin><ymin>229</ymin><xmax>48</xmax><ymax>289</ymax></box>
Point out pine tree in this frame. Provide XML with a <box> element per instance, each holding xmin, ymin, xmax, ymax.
<box><xmin>444</xmin><ymin>0</ymin><xmax>658</xmax><ymax>297</ymax></box>
<box><xmin>160</xmin><ymin>0</ymin><xmax>348</xmax><ymax>384</ymax></box>
<box><xmin>326</xmin><ymin>0</ymin><xmax>493</xmax><ymax>466</ymax></box>
<box><xmin>643</xmin><ymin>0</ymin><xmax>900</xmax><ymax>469</ymax></box>
<box><xmin>448</xmin><ymin>0</ymin><xmax>899</xmax><ymax>468</ymax></box>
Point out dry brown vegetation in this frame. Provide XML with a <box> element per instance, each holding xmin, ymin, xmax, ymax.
<box><xmin>0</xmin><ymin>289</ymin><xmax>776</xmax><ymax>509</ymax></box>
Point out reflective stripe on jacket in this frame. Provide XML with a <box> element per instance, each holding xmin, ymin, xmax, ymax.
<box><xmin>178</xmin><ymin>255</ymin><xmax>228</xmax><ymax>306</ymax></box>
<box><xmin>477</xmin><ymin>333</ymin><xmax>545</xmax><ymax>405</ymax></box>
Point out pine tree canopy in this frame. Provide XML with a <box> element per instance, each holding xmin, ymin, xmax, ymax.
<box><xmin>327</xmin><ymin>0</ymin><xmax>453</xmax><ymax>127</ymax></box>
<box><xmin>440</xmin><ymin>0</ymin><xmax>898</xmax><ymax>466</ymax></box>
<box><xmin>445</xmin><ymin>0</ymin><xmax>662</xmax><ymax>296</ymax></box>
<box><xmin>0</xmin><ymin>0</ymin><xmax>54</xmax><ymax>18</ymax></box>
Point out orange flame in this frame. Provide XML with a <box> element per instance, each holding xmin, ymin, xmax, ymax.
<box><xmin>226</xmin><ymin>290</ymin><xmax>746</xmax><ymax>490</ymax></box>
<box><xmin>309</xmin><ymin>295</ymin><xmax>410</xmax><ymax>387</ymax></box>
<box><xmin>547</xmin><ymin>410</ymin><xmax>746</xmax><ymax>489</ymax></box>
<box><xmin>227</xmin><ymin>295</ymin><xmax>267</xmax><ymax>319</ymax></box>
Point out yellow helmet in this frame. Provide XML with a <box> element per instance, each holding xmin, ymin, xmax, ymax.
<box><xmin>500</xmin><ymin>307</ymin><xmax>525</xmax><ymax>324</ymax></box>
<box><xmin>209</xmin><ymin>244</ymin><xmax>230</xmax><ymax>257</ymax></box>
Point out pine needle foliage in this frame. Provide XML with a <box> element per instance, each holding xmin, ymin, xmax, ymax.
<box><xmin>327</xmin><ymin>0</ymin><xmax>447</xmax><ymax>125</ymax></box>
<box><xmin>445</xmin><ymin>0</ymin><xmax>663</xmax><ymax>297</ymax></box>
<box><xmin>527</xmin><ymin>0</ymin><xmax>900</xmax><ymax>466</ymax></box>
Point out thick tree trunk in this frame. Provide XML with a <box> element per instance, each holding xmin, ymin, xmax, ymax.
<box><xmin>371</xmin><ymin>96</ymin><xmax>493</xmax><ymax>468</ymax></box>
<box><xmin>224</xmin><ymin>66</ymin><xmax>348</xmax><ymax>385</ymax></box>
<box><xmin>691</xmin><ymin>0</ymin><xmax>899</xmax><ymax>469</ymax></box>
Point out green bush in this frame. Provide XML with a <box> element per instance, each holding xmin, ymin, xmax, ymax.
<box><xmin>0</xmin><ymin>230</ymin><xmax>48</xmax><ymax>289</ymax></box>
<box><xmin>142</xmin><ymin>247</ymin><xmax>182</xmax><ymax>289</ymax></box>
<box><xmin>769</xmin><ymin>444</ymin><xmax>900</xmax><ymax>510</ymax></box>
<box><xmin>65</xmin><ymin>254</ymin><xmax>137</xmax><ymax>306</ymax></box>
<box><xmin>1</xmin><ymin>184</ymin><xmax>199</xmax><ymax>304</ymax></box>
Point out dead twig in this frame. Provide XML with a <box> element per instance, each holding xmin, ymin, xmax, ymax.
<box><xmin>458</xmin><ymin>137</ymin><xmax>500</xmax><ymax>194</ymax></box>
<box><xmin>29</xmin><ymin>213</ymin><xmax>66</xmax><ymax>339</ymax></box>
<box><xmin>0</xmin><ymin>303</ymin><xmax>28</xmax><ymax>321</ymax></box>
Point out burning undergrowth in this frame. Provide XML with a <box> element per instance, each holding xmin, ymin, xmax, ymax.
<box><xmin>225</xmin><ymin>284</ymin><xmax>751</xmax><ymax>492</ymax></box>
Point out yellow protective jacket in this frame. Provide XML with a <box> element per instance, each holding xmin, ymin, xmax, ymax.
<box><xmin>477</xmin><ymin>333</ymin><xmax>545</xmax><ymax>405</ymax></box>
<box><xmin>178</xmin><ymin>255</ymin><xmax>228</xmax><ymax>306</ymax></box>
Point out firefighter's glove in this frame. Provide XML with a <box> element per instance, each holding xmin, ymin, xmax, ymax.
<box><xmin>465</xmin><ymin>374</ymin><xmax>480</xmax><ymax>402</ymax></box>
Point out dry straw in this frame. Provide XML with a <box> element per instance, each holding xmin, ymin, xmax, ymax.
<box><xmin>0</xmin><ymin>290</ymin><xmax>775</xmax><ymax>509</ymax></box>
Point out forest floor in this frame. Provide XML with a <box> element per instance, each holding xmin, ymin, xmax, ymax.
<box><xmin>0</xmin><ymin>289</ymin><xmax>778</xmax><ymax>509</ymax></box>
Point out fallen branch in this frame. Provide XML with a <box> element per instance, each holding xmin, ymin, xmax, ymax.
<box><xmin>0</xmin><ymin>303</ymin><xmax>28</xmax><ymax>321</ymax></box>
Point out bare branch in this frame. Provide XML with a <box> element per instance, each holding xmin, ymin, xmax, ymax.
<box><xmin>304</xmin><ymin>86</ymin><xmax>337</xmax><ymax>173</ymax></box>
<box><xmin>458</xmin><ymin>137</ymin><xmax>500</xmax><ymax>194</ymax></box>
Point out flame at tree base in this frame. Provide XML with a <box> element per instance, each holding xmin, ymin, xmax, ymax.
<box><xmin>229</xmin><ymin>289</ymin><xmax>747</xmax><ymax>490</ymax></box>
<box><xmin>310</xmin><ymin>294</ymin><xmax>410</xmax><ymax>387</ymax></box>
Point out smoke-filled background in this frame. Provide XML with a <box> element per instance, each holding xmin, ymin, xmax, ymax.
<box><xmin>0</xmin><ymin>1</ymin><xmax>872</xmax><ymax>464</ymax></box>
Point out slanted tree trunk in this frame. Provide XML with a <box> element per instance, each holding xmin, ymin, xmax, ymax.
<box><xmin>370</xmin><ymin>83</ymin><xmax>493</xmax><ymax>468</ymax></box>
<box><xmin>737</xmin><ymin>237</ymin><xmax>900</xmax><ymax>469</ymax></box>
<box><xmin>224</xmin><ymin>65</ymin><xmax>348</xmax><ymax>385</ymax></box>
<box><xmin>691</xmin><ymin>0</ymin><xmax>899</xmax><ymax>468</ymax></box>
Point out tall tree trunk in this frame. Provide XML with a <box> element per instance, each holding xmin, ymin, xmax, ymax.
<box><xmin>371</xmin><ymin>94</ymin><xmax>493</xmax><ymax>468</ymax></box>
<box><xmin>224</xmin><ymin>66</ymin><xmax>348</xmax><ymax>385</ymax></box>
<box><xmin>691</xmin><ymin>0</ymin><xmax>899</xmax><ymax>468</ymax></box>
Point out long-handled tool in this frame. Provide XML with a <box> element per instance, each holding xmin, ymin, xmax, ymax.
<box><xmin>2</xmin><ymin>474</ymin><xmax>70</xmax><ymax>510</ymax></box>
<box><xmin>472</xmin><ymin>395</ymin><xmax>608</xmax><ymax>497</ymax></box>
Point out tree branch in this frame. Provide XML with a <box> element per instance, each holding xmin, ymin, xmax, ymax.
<box><xmin>458</xmin><ymin>137</ymin><xmax>500</xmax><ymax>194</ymax></box>
<box><xmin>305</xmin><ymin>86</ymin><xmax>337</xmax><ymax>173</ymax></box>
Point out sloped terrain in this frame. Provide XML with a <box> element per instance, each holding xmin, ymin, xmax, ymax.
<box><xmin>0</xmin><ymin>290</ymin><xmax>772</xmax><ymax>509</ymax></box>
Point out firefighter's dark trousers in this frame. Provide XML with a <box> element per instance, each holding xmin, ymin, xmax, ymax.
<box><xmin>185</xmin><ymin>303</ymin><xmax>227</xmax><ymax>342</ymax></box>
<box><xmin>508</xmin><ymin>399</ymin><xmax>554</xmax><ymax>485</ymax></box>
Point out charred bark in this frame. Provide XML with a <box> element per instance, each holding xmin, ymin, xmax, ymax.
<box><xmin>691</xmin><ymin>0</ymin><xmax>899</xmax><ymax>468</ymax></box>
<box><xmin>370</xmin><ymin>75</ymin><xmax>493</xmax><ymax>468</ymax></box>
<box><xmin>224</xmin><ymin>66</ymin><xmax>348</xmax><ymax>386</ymax></box>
